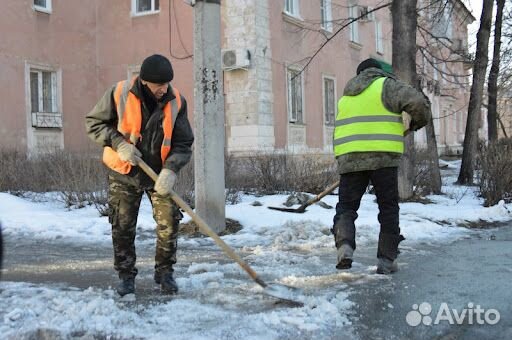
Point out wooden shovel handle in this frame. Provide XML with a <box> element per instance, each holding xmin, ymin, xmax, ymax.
<box><xmin>298</xmin><ymin>180</ymin><xmax>340</xmax><ymax>210</ymax></box>
<box><xmin>136</xmin><ymin>157</ymin><xmax>267</xmax><ymax>288</ymax></box>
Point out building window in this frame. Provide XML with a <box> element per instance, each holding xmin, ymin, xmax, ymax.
<box><xmin>375</xmin><ymin>21</ymin><xmax>384</xmax><ymax>54</ymax></box>
<box><xmin>323</xmin><ymin>76</ymin><xmax>336</xmax><ymax>126</ymax></box>
<box><xmin>33</xmin><ymin>0</ymin><xmax>52</xmax><ymax>13</ymax></box>
<box><xmin>30</xmin><ymin>69</ymin><xmax>62</xmax><ymax>128</ymax></box>
<box><xmin>287</xmin><ymin>68</ymin><xmax>303</xmax><ymax>124</ymax></box>
<box><xmin>284</xmin><ymin>0</ymin><xmax>300</xmax><ymax>17</ymax></box>
<box><xmin>349</xmin><ymin>5</ymin><xmax>359</xmax><ymax>43</ymax></box>
<box><xmin>320</xmin><ymin>0</ymin><xmax>332</xmax><ymax>32</ymax></box>
<box><xmin>456</xmin><ymin>110</ymin><xmax>463</xmax><ymax>134</ymax></box>
<box><xmin>132</xmin><ymin>0</ymin><xmax>160</xmax><ymax>16</ymax></box>
<box><xmin>432</xmin><ymin>1</ymin><xmax>453</xmax><ymax>39</ymax></box>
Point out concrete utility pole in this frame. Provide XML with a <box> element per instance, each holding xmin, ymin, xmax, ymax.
<box><xmin>193</xmin><ymin>0</ymin><xmax>226</xmax><ymax>233</ymax></box>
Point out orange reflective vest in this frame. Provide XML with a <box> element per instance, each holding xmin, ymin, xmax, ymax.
<box><xmin>102</xmin><ymin>77</ymin><xmax>182</xmax><ymax>174</ymax></box>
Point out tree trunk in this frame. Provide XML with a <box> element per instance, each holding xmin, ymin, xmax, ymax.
<box><xmin>425</xmin><ymin>119</ymin><xmax>442</xmax><ymax>193</ymax></box>
<box><xmin>392</xmin><ymin>0</ymin><xmax>418</xmax><ymax>199</ymax></box>
<box><xmin>487</xmin><ymin>0</ymin><xmax>505</xmax><ymax>142</ymax></box>
<box><xmin>498</xmin><ymin>115</ymin><xmax>509</xmax><ymax>138</ymax></box>
<box><xmin>457</xmin><ymin>0</ymin><xmax>494</xmax><ymax>185</ymax></box>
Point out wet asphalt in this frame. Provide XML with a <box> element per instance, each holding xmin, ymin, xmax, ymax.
<box><xmin>346</xmin><ymin>225</ymin><xmax>512</xmax><ymax>340</ymax></box>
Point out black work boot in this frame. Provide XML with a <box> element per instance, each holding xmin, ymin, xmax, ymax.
<box><xmin>154</xmin><ymin>271</ymin><xmax>162</xmax><ymax>285</ymax></box>
<box><xmin>160</xmin><ymin>272</ymin><xmax>178</xmax><ymax>294</ymax></box>
<box><xmin>376</xmin><ymin>257</ymin><xmax>398</xmax><ymax>274</ymax></box>
<box><xmin>336</xmin><ymin>243</ymin><xmax>354</xmax><ymax>270</ymax></box>
<box><xmin>376</xmin><ymin>233</ymin><xmax>405</xmax><ymax>275</ymax></box>
<box><xmin>116</xmin><ymin>277</ymin><xmax>135</xmax><ymax>296</ymax></box>
<box><xmin>332</xmin><ymin>216</ymin><xmax>356</xmax><ymax>270</ymax></box>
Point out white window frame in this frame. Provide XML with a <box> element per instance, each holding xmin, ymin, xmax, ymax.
<box><xmin>33</xmin><ymin>0</ymin><xmax>52</xmax><ymax>14</ymax></box>
<box><xmin>287</xmin><ymin>67</ymin><xmax>304</xmax><ymax>124</ymax></box>
<box><xmin>456</xmin><ymin>110</ymin><xmax>463</xmax><ymax>135</ymax></box>
<box><xmin>445</xmin><ymin>7</ymin><xmax>453</xmax><ymax>40</ymax></box>
<box><xmin>375</xmin><ymin>21</ymin><xmax>384</xmax><ymax>54</ymax></box>
<box><xmin>322</xmin><ymin>75</ymin><xmax>336</xmax><ymax>126</ymax></box>
<box><xmin>432</xmin><ymin>1</ymin><xmax>453</xmax><ymax>39</ymax></box>
<box><xmin>284</xmin><ymin>0</ymin><xmax>300</xmax><ymax>18</ymax></box>
<box><xmin>127</xmin><ymin>65</ymin><xmax>141</xmax><ymax>80</ymax></box>
<box><xmin>131</xmin><ymin>0</ymin><xmax>160</xmax><ymax>17</ymax></box>
<box><xmin>320</xmin><ymin>0</ymin><xmax>333</xmax><ymax>32</ymax></box>
<box><xmin>349</xmin><ymin>5</ymin><xmax>360</xmax><ymax>44</ymax></box>
<box><xmin>28</xmin><ymin>65</ymin><xmax>62</xmax><ymax>129</ymax></box>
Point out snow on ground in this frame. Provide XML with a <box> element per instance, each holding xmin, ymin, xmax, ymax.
<box><xmin>1</xmin><ymin>159</ymin><xmax>511</xmax><ymax>339</ymax></box>
<box><xmin>1</xmin><ymin>281</ymin><xmax>353</xmax><ymax>340</ymax></box>
<box><xmin>1</xmin><ymin>161</ymin><xmax>509</xmax><ymax>248</ymax></box>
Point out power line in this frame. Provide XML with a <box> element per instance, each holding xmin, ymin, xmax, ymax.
<box><xmin>168</xmin><ymin>0</ymin><xmax>193</xmax><ymax>60</ymax></box>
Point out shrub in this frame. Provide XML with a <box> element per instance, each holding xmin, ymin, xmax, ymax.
<box><xmin>225</xmin><ymin>152</ymin><xmax>337</xmax><ymax>195</ymax></box>
<box><xmin>413</xmin><ymin>148</ymin><xmax>441</xmax><ymax>196</ymax></box>
<box><xmin>477</xmin><ymin>139</ymin><xmax>512</xmax><ymax>206</ymax></box>
<box><xmin>0</xmin><ymin>149</ymin><xmax>109</xmax><ymax>213</ymax></box>
<box><xmin>0</xmin><ymin>149</ymin><xmax>339</xmax><ymax>212</ymax></box>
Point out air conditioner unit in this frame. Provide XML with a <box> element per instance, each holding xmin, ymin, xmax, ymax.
<box><xmin>358</xmin><ymin>6</ymin><xmax>375</xmax><ymax>22</ymax></box>
<box><xmin>221</xmin><ymin>49</ymin><xmax>251</xmax><ymax>70</ymax></box>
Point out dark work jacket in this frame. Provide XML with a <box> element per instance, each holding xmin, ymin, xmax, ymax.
<box><xmin>85</xmin><ymin>77</ymin><xmax>194</xmax><ymax>189</ymax></box>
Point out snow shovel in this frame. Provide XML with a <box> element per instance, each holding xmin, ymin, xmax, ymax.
<box><xmin>268</xmin><ymin>180</ymin><xmax>339</xmax><ymax>213</ymax></box>
<box><xmin>136</xmin><ymin>158</ymin><xmax>304</xmax><ymax>306</ymax></box>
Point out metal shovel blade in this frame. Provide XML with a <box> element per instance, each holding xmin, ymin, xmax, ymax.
<box><xmin>267</xmin><ymin>181</ymin><xmax>340</xmax><ymax>214</ymax></box>
<box><xmin>263</xmin><ymin>283</ymin><xmax>304</xmax><ymax>307</ymax></box>
<box><xmin>267</xmin><ymin>206</ymin><xmax>307</xmax><ymax>213</ymax></box>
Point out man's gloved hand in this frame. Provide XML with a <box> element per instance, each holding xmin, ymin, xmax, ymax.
<box><xmin>409</xmin><ymin>119</ymin><xmax>422</xmax><ymax>132</ymax></box>
<box><xmin>116</xmin><ymin>141</ymin><xmax>142</xmax><ymax>165</ymax></box>
<box><xmin>154</xmin><ymin>169</ymin><xmax>177</xmax><ymax>196</ymax></box>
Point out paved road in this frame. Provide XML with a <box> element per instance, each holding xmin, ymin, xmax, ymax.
<box><xmin>2</xmin><ymin>225</ymin><xmax>511</xmax><ymax>339</ymax></box>
<box><xmin>347</xmin><ymin>225</ymin><xmax>512</xmax><ymax>340</ymax></box>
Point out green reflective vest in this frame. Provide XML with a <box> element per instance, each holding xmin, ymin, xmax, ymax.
<box><xmin>333</xmin><ymin>77</ymin><xmax>405</xmax><ymax>157</ymax></box>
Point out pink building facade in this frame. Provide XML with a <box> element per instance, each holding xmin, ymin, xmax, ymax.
<box><xmin>0</xmin><ymin>0</ymin><xmax>194</xmax><ymax>153</ymax></box>
<box><xmin>0</xmin><ymin>0</ymin><xmax>474</xmax><ymax>156</ymax></box>
<box><xmin>415</xmin><ymin>0</ymin><xmax>475</xmax><ymax>154</ymax></box>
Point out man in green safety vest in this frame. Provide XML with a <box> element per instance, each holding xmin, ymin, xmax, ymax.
<box><xmin>332</xmin><ymin>58</ymin><xmax>431</xmax><ymax>274</ymax></box>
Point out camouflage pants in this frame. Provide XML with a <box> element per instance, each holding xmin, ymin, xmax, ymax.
<box><xmin>108</xmin><ymin>176</ymin><xmax>182</xmax><ymax>279</ymax></box>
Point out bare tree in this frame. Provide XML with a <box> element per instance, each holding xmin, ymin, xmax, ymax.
<box><xmin>457</xmin><ymin>0</ymin><xmax>494</xmax><ymax>185</ymax></box>
<box><xmin>488</xmin><ymin>0</ymin><xmax>506</xmax><ymax>142</ymax></box>
<box><xmin>393</xmin><ymin>0</ymin><xmax>418</xmax><ymax>199</ymax></box>
<box><xmin>285</xmin><ymin>0</ymin><xmax>474</xmax><ymax>192</ymax></box>
<box><xmin>414</xmin><ymin>0</ymin><xmax>463</xmax><ymax>195</ymax></box>
<box><xmin>414</xmin><ymin>0</ymin><xmax>480</xmax><ymax>193</ymax></box>
<box><xmin>495</xmin><ymin>2</ymin><xmax>512</xmax><ymax>138</ymax></box>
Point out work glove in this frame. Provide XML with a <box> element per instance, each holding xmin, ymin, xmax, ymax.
<box><xmin>409</xmin><ymin>119</ymin><xmax>421</xmax><ymax>132</ymax></box>
<box><xmin>116</xmin><ymin>141</ymin><xmax>142</xmax><ymax>166</ymax></box>
<box><xmin>154</xmin><ymin>169</ymin><xmax>177</xmax><ymax>196</ymax></box>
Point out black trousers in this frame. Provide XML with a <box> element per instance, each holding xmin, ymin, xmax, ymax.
<box><xmin>333</xmin><ymin>167</ymin><xmax>400</xmax><ymax>251</ymax></box>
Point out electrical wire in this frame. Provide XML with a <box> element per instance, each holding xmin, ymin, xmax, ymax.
<box><xmin>169</xmin><ymin>0</ymin><xmax>193</xmax><ymax>60</ymax></box>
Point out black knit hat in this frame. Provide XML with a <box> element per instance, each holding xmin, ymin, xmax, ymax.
<box><xmin>356</xmin><ymin>58</ymin><xmax>383</xmax><ymax>75</ymax></box>
<box><xmin>140</xmin><ymin>54</ymin><xmax>174</xmax><ymax>83</ymax></box>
